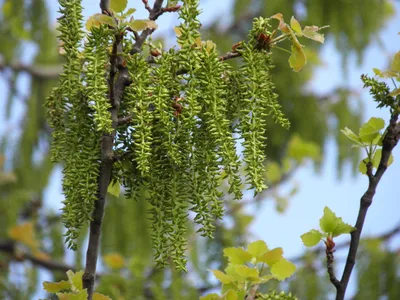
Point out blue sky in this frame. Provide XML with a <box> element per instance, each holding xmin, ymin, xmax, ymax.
<box><xmin>28</xmin><ymin>0</ymin><xmax>400</xmax><ymax>298</ymax></box>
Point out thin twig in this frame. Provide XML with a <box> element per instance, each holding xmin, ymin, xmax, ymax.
<box><xmin>0</xmin><ymin>60</ymin><xmax>62</xmax><ymax>79</ymax></box>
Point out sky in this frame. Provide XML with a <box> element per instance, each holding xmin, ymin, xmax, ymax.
<box><xmin>8</xmin><ymin>0</ymin><xmax>400</xmax><ymax>298</ymax></box>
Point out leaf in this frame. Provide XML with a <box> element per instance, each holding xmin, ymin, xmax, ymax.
<box><xmin>359</xmin><ymin>158</ymin><xmax>368</xmax><ymax>174</ymax></box>
<box><xmin>233</xmin><ymin>265</ymin><xmax>259</xmax><ymax>278</ymax></box>
<box><xmin>258</xmin><ymin>247</ymin><xmax>283</xmax><ymax>266</ymax></box>
<box><xmin>103</xmin><ymin>253</ymin><xmax>125</xmax><ymax>269</ymax></box>
<box><xmin>319</xmin><ymin>206</ymin><xmax>340</xmax><ymax>233</ymax></box>
<box><xmin>66</xmin><ymin>270</ymin><xmax>84</xmax><ymax>292</ymax></box>
<box><xmin>42</xmin><ymin>280</ymin><xmax>70</xmax><ymax>293</ymax></box>
<box><xmin>289</xmin><ymin>41</ymin><xmax>306</xmax><ymax>72</ymax></box>
<box><xmin>332</xmin><ymin>222</ymin><xmax>356</xmax><ymax>237</ymax></box>
<box><xmin>107</xmin><ymin>181</ymin><xmax>120</xmax><ymax>197</ymax></box>
<box><xmin>290</xmin><ymin>16</ymin><xmax>302</xmax><ymax>35</ymax></box>
<box><xmin>372</xmin><ymin>149</ymin><xmax>394</xmax><ymax>169</ymax></box>
<box><xmin>200</xmin><ymin>294</ymin><xmax>220</xmax><ymax>300</ymax></box>
<box><xmin>8</xmin><ymin>222</ymin><xmax>38</xmax><ymax>250</ymax></box>
<box><xmin>110</xmin><ymin>0</ymin><xmax>128</xmax><ymax>13</ymax></box>
<box><xmin>359</xmin><ymin>117</ymin><xmax>385</xmax><ymax>143</ymax></box>
<box><xmin>122</xmin><ymin>8</ymin><xmax>137</xmax><ymax>18</ymax></box>
<box><xmin>93</xmin><ymin>293</ymin><xmax>112</xmax><ymax>300</ymax></box>
<box><xmin>271</xmin><ymin>13</ymin><xmax>290</xmax><ymax>33</ymax></box>
<box><xmin>270</xmin><ymin>258</ymin><xmax>296</xmax><ymax>281</ymax></box>
<box><xmin>302</xmin><ymin>26</ymin><xmax>325</xmax><ymax>43</ymax></box>
<box><xmin>265</xmin><ymin>162</ymin><xmax>281</xmax><ymax>184</ymax></box>
<box><xmin>57</xmin><ymin>290</ymin><xmax>88</xmax><ymax>300</ymax></box>
<box><xmin>129</xmin><ymin>19</ymin><xmax>157</xmax><ymax>31</ymax></box>
<box><xmin>340</xmin><ymin>127</ymin><xmax>362</xmax><ymax>146</ymax></box>
<box><xmin>391</xmin><ymin>51</ymin><xmax>400</xmax><ymax>72</ymax></box>
<box><xmin>247</xmin><ymin>240</ymin><xmax>269</xmax><ymax>258</ymax></box>
<box><xmin>373</xmin><ymin>68</ymin><xmax>383</xmax><ymax>76</ymax></box>
<box><xmin>301</xmin><ymin>229</ymin><xmax>322</xmax><ymax>247</ymax></box>
<box><xmin>211</xmin><ymin>269</ymin><xmax>235</xmax><ymax>284</ymax></box>
<box><xmin>223</xmin><ymin>247</ymin><xmax>252</xmax><ymax>264</ymax></box>
<box><xmin>389</xmin><ymin>88</ymin><xmax>400</xmax><ymax>97</ymax></box>
<box><xmin>224</xmin><ymin>289</ymin><xmax>238</xmax><ymax>300</ymax></box>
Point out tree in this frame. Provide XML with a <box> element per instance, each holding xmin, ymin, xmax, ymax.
<box><xmin>0</xmin><ymin>0</ymin><xmax>399</xmax><ymax>300</ymax></box>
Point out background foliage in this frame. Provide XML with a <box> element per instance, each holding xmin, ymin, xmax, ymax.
<box><xmin>0</xmin><ymin>0</ymin><xmax>399</xmax><ymax>299</ymax></box>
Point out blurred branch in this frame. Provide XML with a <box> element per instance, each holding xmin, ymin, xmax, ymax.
<box><xmin>0</xmin><ymin>60</ymin><xmax>61</xmax><ymax>79</ymax></box>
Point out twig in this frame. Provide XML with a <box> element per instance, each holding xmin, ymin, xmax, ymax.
<box><xmin>333</xmin><ymin>110</ymin><xmax>400</xmax><ymax>300</ymax></box>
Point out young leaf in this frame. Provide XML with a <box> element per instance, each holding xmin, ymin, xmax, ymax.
<box><xmin>372</xmin><ymin>149</ymin><xmax>394</xmax><ymax>169</ymax></box>
<box><xmin>270</xmin><ymin>258</ymin><xmax>296</xmax><ymax>281</ymax></box>
<box><xmin>224</xmin><ymin>289</ymin><xmax>238</xmax><ymax>300</ymax></box>
<box><xmin>211</xmin><ymin>269</ymin><xmax>235</xmax><ymax>284</ymax></box>
<box><xmin>340</xmin><ymin>127</ymin><xmax>363</xmax><ymax>146</ymax></box>
<box><xmin>247</xmin><ymin>240</ymin><xmax>269</xmax><ymax>258</ymax></box>
<box><xmin>359</xmin><ymin>117</ymin><xmax>385</xmax><ymax>142</ymax></box>
<box><xmin>319</xmin><ymin>206</ymin><xmax>341</xmax><ymax>233</ymax></box>
<box><xmin>93</xmin><ymin>293</ymin><xmax>112</xmax><ymax>300</ymax></box>
<box><xmin>200</xmin><ymin>294</ymin><xmax>220</xmax><ymax>300</ymax></box>
<box><xmin>233</xmin><ymin>265</ymin><xmax>259</xmax><ymax>278</ymax></box>
<box><xmin>258</xmin><ymin>247</ymin><xmax>283</xmax><ymax>266</ymax></box>
<box><xmin>359</xmin><ymin>159</ymin><xmax>368</xmax><ymax>174</ymax></box>
<box><xmin>43</xmin><ymin>280</ymin><xmax>71</xmax><ymax>293</ymax></box>
<box><xmin>290</xmin><ymin>16</ymin><xmax>302</xmax><ymax>35</ymax></box>
<box><xmin>103</xmin><ymin>253</ymin><xmax>125</xmax><ymax>269</ymax></box>
<box><xmin>107</xmin><ymin>181</ymin><xmax>120</xmax><ymax>197</ymax></box>
<box><xmin>389</xmin><ymin>88</ymin><xmax>400</xmax><ymax>97</ymax></box>
<box><xmin>332</xmin><ymin>222</ymin><xmax>356</xmax><ymax>237</ymax></box>
<box><xmin>289</xmin><ymin>41</ymin><xmax>306</xmax><ymax>72</ymax></box>
<box><xmin>110</xmin><ymin>0</ymin><xmax>128</xmax><ymax>13</ymax></box>
<box><xmin>301</xmin><ymin>229</ymin><xmax>322</xmax><ymax>247</ymax></box>
<box><xmin>391</xmin><ymin>51</ymin><xmax>400</xmax><ymax>72</ymax></box>
<box><xmin>66</xmin><ymin>270</ymin><xmax>84</xmax><ymax>292</ymax></box>
<box><xmin>122</xmin><ymin>8</ymin><xmax>137</xmax><ymax>18</ymax></box>
<box><xmin>302</xmin><ymin>26</ymin><xmax>325</xmax><ymax>43</ymax></box>
<box><xmin>223</xmin><ymin>247</ymin><xmax>252</xmax><ymax>264</ymax></box>
<box><xmin>57</xmin><ymin>289</ymin><xmax>88</xmax><ymax>300</ymax></box>
<box><xmin>129</xmin><ymin>20</ymin><xmax>157</xmax><ymax>31</ymax></box>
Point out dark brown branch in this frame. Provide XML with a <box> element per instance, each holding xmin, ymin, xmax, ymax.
<box><xmin>0</xmin><ymin>60</ymin><xmax>62</xmax><ymax>79</ymax></box>
<box><xmin>334</xmin><ymin>111</ymin><xmax>400</xmax><ymax>300</ymax></box>
<box><xmin>117</xmin><ymin>115</ymin><xmax>133</xmax><ymax>126</ymax></box>
<box><xmin>0</xmin><ymin>240</ymin><xmax>74</xmax><ymax>274</ymax></box>
<box><xmin>219</xmin><ymin>51</ymin><xmax>241</xmax><ymax>61</ymax></box>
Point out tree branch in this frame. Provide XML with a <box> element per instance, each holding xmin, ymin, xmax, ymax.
<box><xmin>334</xmin><ymin>111</ymin><xmax>400</xmax><ymax>300</ymax></box>
<box><xmin>0</xmin><ymin>60</ymin><xmax>62</xmax><ymax>79</ymax></box>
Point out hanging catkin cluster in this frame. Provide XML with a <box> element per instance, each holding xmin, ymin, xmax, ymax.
<box><xmin>46</xmin><ymin>0</ymin><xmax>289</xmax><ymax>268</ymax></box>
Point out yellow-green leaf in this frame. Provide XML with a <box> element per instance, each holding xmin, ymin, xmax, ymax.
<box><xmin>270</xmin><ymin>258</ymin><xmax>296</xmax><ymax>280</ymax></box>
<box><xmin>389</xmin><ymin>88</ymin><xmax>400</xmax><ymax>97</ymax></box>
<box><xmin>110</xmin><ymin>0</ymin><xmax>127</xmax><ymax>13</ymax></box>
<box><xmin>200</xmin><ymin>294</ymin><xmax>220</xmax><ymax>300</ymax></box>
<box><xmin>302</xmin><ymin>26</ymin><xmax>325</xmax><ymax>43</ymax></box>
<box><xmin>211</xmin><ymin>270</ymin><xmax>235</xmax><ymax>284</ymax></box>
<box><xmin>93</xmin><ymin>293</ymin><xmax>112</xmax><ymax>300</ymax></box>
<box><xmin>103</xmin><ymin>253</ymin><xmax>125</xmax><ymax>269</ymax></box>
<box><xmin>247</xmin><ymin>240</ymin><xmax>269</xmax><ymax>258</ymax></box>
<box><xmin>290</xmin><ymin>16</ymin><xmax>302</xmax><ymax>34</ymax></box>
<box><xmin>8</xmin><ymin>222</ymin><xmax>39</xmax><ymax>250</ymax></box>
<box><xmin>233</xmin><ymin>265</ymin><xmax>259</xmax><ymax>278</ymax></box>
<box><xmin>301</xmin><ymin>229</ymin><xmax>322</xmax><ymax>247</ymax></box>
<box><xmin>66</xmin><ymin>270</ymin><xmax>84</xmax><ymax>292</ymax></box>
<box><xmin>42</xmin><ymin>280</ymin><xmax>70</xmax><ymax>293</ymax></box>
<box><xmin>258</xmin><ymin>247</ymin><xmax>283</xmax><ymax>266</ymax></box>
<box><xmin>129</xmin><ymin>19</ymin><xmax>157</xmax><ymax>31</ymax></box>
<box><xmin>107</xmin><ymin>181</ymin><xmax>120</xmax><ymax>197</ymax></box>
<box><xmin>289</xmin><ymin>41</ymin><xmax>306</xmax><ymax>72</ymax></box>
<box><xmin>223</xmin><ymin>247</ymin><xmax>252</xmax><ymax>264</ymax></box>
<box><xmin>57</xmin><ymin>289</ymin><xmax>88</xmax><ymax>300</ymax></box>
<box><xmin>224</xmin><ymin>289</ymin><xmax>238</xmax><ymax>300</ymax></box>
<box><xmin>391</xmin><ymin>51</ymin><xmax>400</xmax><ymax>72</ymax></box>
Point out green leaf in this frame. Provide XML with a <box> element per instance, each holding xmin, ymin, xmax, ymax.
<box><xmin>233</xmin><ymin>265</ymin><xmax>259</xmax><ymax>278</ymax></box>
<box><xmin>389</xmin><ymin>88</ymin><xmax>400</xmax><ymax>97</ymax></box>
<box><xmin>290</xmin><ymin>16</ymin><xmax>302</xmax><ymax>34</ymax></box>
<box><xmin>258</xmin><ymin>247</ymin><xmax>283</xmax><ymax>266</ymax></box>
<box><xmin>211</xmin><ymin>269</ymin><xmax>235</xmax><ymax>284</ymax></box>
<box><xmin>332</xmin><ymin>222</ymin><xmax>356</xmax><ymax>237</ymax></box>
<box><xmin>340</xmin><ymin>127</ymin><xmax>363</xmax><ymax>146</ymax></box>
<box><xmin>391</xmin><ymin>51</ymin><xmax>400</xmax><ymax>72</ymax></box>
<box><xmin>93</xmin><ymin>293</ymin><xmax>112</xmax><ymax>300</ymax></box>
<box><xmin>372</xmin><ymin>149</ymin><xmax>394</xmax><ymax>169</ymax></box>
<box><xmin>122</xmin><ymin>8</ymin><xmax>137</xmax><ymax>18</ymax></box>
<box><xmin>359</xmin><ymin>158</ymin><xmax>368</xmax><ymax>174</ymax></box>
<box><xmin>129</xmin><ymin>19</ymin><xmax>158</xmax><ymax>31</ymax></box>
<box><xmin>270</xmin><ymin>258</ymin><xmax>296</xmax><ymax>281</ymax></box>
<box><xmin>223</xmin><ymin>247</ymin><xmax>252</xmax><ymax>264</ymax></box>
<box><xmin>42</xmin><ymin>280</ymin><xmax>70</xmax><ymax>293</ymax></box>
<box><xmin>66</xmin><ymin>270</ymin><xmax>84</xmax><ymax>292</ymax></box>
<box><xmin>301</xmin><ymin>229</ymin><xmax>322</xmax><ymax>247</ymax></box>
<box><xmin>110</xmin><ymin>0</ymin><xmax>128</xmax><ymax>13</ymax></box>
<box><xmin>225</xmin><ymin>289</ymin><xmax>238</xmax><ymax>300</ymax></box>
<box><xmin>289</xmin><ymin>41</ymin><xmax>306</xmax><ymax>72</ymax></box>
<box><xmin>247</xmin><ymin>240</ymin><xmax>269</xmax><ymax>258</ymax></box>
<box><xmin>302</xmin><ymin>26</ymin><xmax>325</xmax><ymax>43</ymax></box>
<box><xmin>359</xmin><ymin>117</ymin><xmax>385</xmax><ymax>143</ymax></box>
<box><xmin>57</xmin><ymin>290</ymin><xmax>88</xmax><ymax>300</ymax></box>
<box><xmin>107</xmin><ymin>181</ymin><xmax>120</xmax><ymax>197</ymax></box>
<box><xmin>200</xmin><ymin>294</ymin><xmax>220</xmax><ymax>300</ymax></box>
<box><xmin>319</xmin><ymin>206</ymin><xmax>340</xmax><ymax>233</ymax></box>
